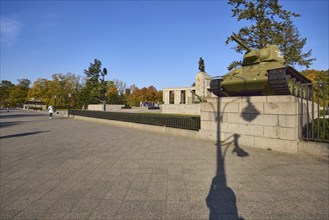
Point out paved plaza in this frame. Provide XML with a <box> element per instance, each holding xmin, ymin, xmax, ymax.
<box><xmin>0</xmin><ymin>110</ymin><xmax>328</xmax><ymax>219</ymax></box>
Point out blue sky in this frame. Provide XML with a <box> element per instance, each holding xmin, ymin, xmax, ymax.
<box><xmin>1</xmin><ymin>0</ymin><xmax>328</xmax><ymax>90</ymax></box>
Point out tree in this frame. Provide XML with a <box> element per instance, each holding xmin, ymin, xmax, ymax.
<box><xmin>28</xmin><ymin>78</ymin><xmax>49</xmax><ymax>103</ymax></box>
<box><xmin>226</xmin><ymin>0</ymin><xmax>315</xmax><ymax>70</ymax></box>
<box><xmin>0</xmin><ymin>80</ymin><xmax>14</xmax><ymax>106</ymax></box>
<box><xmin>302</xmin><ymin>69</ymin><xmax>329</xmax><ymax>107</ymax></box>
<box><xmin>49</xmin><ymin>73</ymin><xmax>81</xmax><ymax>107</ymax></box>
<box><xmin>28</xmin><ymin>73</ymin><xmax>82</xmax><ymax>107</ymax></box>
<box><xmin>101</xmin><ymin>68</ymin><xmax>108</xmax><ymax>101</ymax></box>
<box><xmin>8</xmin><ymin>78</ymin><xmax>31</xmax><ymax>106</ymax></box>
<box><xmin>302</xmin><ymin>69</ymin><xmax>329</xmax><ymax>83</ymax></box>
<box><xmin>84</xmin><ymin>59</ymin><xmax>102</xmax><ymax>81</ymax></box>
<box><xmin>9</xmin><ymin>86</ymin><xmax>27</xmax><ymax>106</ymax></box>
<box><xmin>105</xmin><ymin>81</ymin><xmax>120</xmax><ymax>104</ymax></box>
<box><xmin>126</xmin><ymin>86</ymin><xmax>163</xmax><ymax>107</ymax></box>
<box><xmin>126</xmin><ymin>87</ymin><xmax>141</xmax><ymax>107</ymax></box>
<box><xmin>17</xmin><ymin>78</ymin><xmax>31</xmax><ymax>90</ymax></box>
<box><xmin>83</xmin><ymin>59</ymin><xmax>108</xmax><ymax>104</ymax></box>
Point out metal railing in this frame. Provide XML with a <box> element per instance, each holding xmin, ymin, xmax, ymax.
<box><xmin>69</xmin><ymin>110</ymin><xmax>201</xmax><ymax>131</ymax></box>
<box><xmin>299</xmin><ymin>82</ymin><xmax>328</xmax><ymax>143</ymax></box>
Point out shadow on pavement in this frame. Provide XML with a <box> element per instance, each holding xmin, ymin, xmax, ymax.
<box><xmin>0</xmin><ymin>113</ymin><xmax>46</xmax><ymax>119</ymax></box>
<box><xmin>206</xmin><ymin>97</ymin><xmax>249</xmax><ymax>220</ymax></box>
<box><xmin>231</xmin><ymin>134</ymin><xmax>249</xmax><ymax>157</ymax></box>
<box><xmin>0</xmin><ymin>131</ymin><xmax>50</xmax><ymax>139</ymax></box>
<box><xmin>0</xmin><ymin>121</ymin><xmax>23</xmax><ymax>128</ymax></box>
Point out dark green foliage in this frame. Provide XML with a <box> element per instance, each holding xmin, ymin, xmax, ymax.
<box><xmin>308</xmin><ymin>118</ymin><xmax>329</xmax><ymax>141</ymax></box>
<box><xmin>6</xmin><ymin>78</ymin><xmax>31</xmax><ymax>106</ymax></box>
<box><xmin>84</xmin><ymin>59</ymin><xmax>102</xmax><ymax>81</ymax></box>
<box><xmin>227</xmin><ymin>0</ymin><xmax>315</xmax><ymax>70</ymax></box>
<box><xmin>0</xmin><ymin>80</ymin><xmax>15</xmax><ymax>106</ymax></box>
<box><xmin>83</xmin><ymin>59</ymin><xmax>108</xmax><ymax>104</ymax></box>
<box><xmin>17</xmin><ymin>78</ymin><xmax>31</xmax><ymax>90</ymax></box>
<box><xmin>320</xmin><ymin>110</ymin><xmax>329</xmax><ymax>116</ymax></box>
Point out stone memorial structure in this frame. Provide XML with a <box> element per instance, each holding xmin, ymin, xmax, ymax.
<box><xmin>162</xmin><ymin>58</ymin><xmax>212</xmax><ymax>114</ymax></box>
<box><xmin>199</xmin><ymin>95</ymin><xmax>321</xmax><ymax>154</ymax></box>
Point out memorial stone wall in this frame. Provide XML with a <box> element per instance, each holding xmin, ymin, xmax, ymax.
<box><xmin>199</xmin><ymin>95</ymin><xmax>306</xmax><ymax>153</ymax></box>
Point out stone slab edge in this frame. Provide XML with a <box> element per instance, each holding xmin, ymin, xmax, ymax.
<box><xmin>297</xmin><ymin>141</ymin><xmax>329</xmax><ymax>160</ymax></box>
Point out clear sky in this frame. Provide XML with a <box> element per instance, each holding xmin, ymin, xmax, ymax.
<box><xmin>1</xmin><ymin>0</ymin><xmax>328</xmax><ymax>90</ymax></box>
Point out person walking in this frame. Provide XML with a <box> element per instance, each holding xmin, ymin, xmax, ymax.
<box><xmin>48</xmin><ymin>106</ymin><xmax>54</xmax><ymax>119</ymax></box>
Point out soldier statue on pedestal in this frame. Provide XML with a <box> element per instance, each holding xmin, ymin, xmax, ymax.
<box><xmin>198</xmin><ymin>57</ymin><xmax>205</xmax><ymax>72</ymax></box>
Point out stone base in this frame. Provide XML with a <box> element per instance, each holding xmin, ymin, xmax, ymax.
<box><xmin>199</xmin><ymin>95</ymin><xmax>302</xmax><ymax>154</ymax></box>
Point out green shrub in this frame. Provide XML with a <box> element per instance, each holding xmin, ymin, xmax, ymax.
<box><xmin>320</xmin><ymin>109</ymin><xmax>329</xmax><ymax>116</ymax></box>
<box><xmin>309</xmin><ymin>118</ymin><xmax>329</xmax><ymax>141</ymax></box>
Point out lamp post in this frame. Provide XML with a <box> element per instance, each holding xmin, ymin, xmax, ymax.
<box><xmin>33</xmin><ymin>98</ymin><xmax>36</xmax><ymax>110</ymax></box>
<box><xmin>54</xmin><ymin>95</ymin><xmax>57</xmax><ymax>111</ymax></box>
<box><xmin>102</xmin><ymin>100</ymin><xmax>106</xmax><ymax>112</ymax></box>
<box><xmin>68</xmin><ymin>93</ymin><xmax>71</xmax><ymax>117</ymax></box>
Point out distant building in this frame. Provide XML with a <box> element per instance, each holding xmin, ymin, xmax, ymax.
<box><xmin>23</xmin><ymin>99</ymin><xmax>47</xmax><ymax>110</ymax></box>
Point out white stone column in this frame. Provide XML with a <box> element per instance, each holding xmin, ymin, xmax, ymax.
<box><xmin>174</xmin><ymin>90</ymin><xmax>181</xmax><ymax>104</ymax></box>
<box><xmin>162</xmin><ymin>90</ymin><xmax>169</xmax><ymax>104</ymax></box>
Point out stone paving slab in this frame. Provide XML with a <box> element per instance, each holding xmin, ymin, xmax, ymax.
<box><xmin>0</xmin><ymin>110</ymin><xmax>328</xmax><ymax>219</ymax></box>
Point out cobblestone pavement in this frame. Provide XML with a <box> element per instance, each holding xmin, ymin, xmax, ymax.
<box><xmin>1</xmin><ymin>110</ymin><xmax>328</xmax><ymax>220</ymax></box>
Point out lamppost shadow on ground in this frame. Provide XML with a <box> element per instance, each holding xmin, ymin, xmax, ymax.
<box><xmin>206</xmin><ymin>97</ymin><xmax>249</xmax><ymax>220</ymax></box>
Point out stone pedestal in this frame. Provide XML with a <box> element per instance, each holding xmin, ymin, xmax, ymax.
<box><xmin>195</xmin><ymin>71</ymin><xmax>211</xmax><ymax>100</ymax></box>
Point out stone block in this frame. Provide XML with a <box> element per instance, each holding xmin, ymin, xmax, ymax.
<box><xmin>264</xmin><ymin>102</ymin><xmax>298</xmax><ymax>115</ymax></box>
<box><xmin>238</xmin><ymin>124</ymin><xmax>263</xmax><ymax>136</ymax></box>
<box><xmin>221</xmin><ymin>112</ymin><xmax>229</xmax><ymax>123</ymax></box>
<box><xmin>206</xmin><ymin>97</ymin><xmax>218</xmax><ymax>103</ymax></box>
<box><xmin>227</xmin><ymin>113</ymin><xmax>250</xmax><ymax>124</ymax></box>
<box><xmin>201</xmin><ymin>112</ymin><xmax>227</xmax><ymax>123</ymax></box>
<box><xmin>278</xmin><ymin>127</ymin><xmax>298</xmax><ymax>140</ymax></box>
<box><xmin>279</xmin><ymin>115</ymin><xmax>298</xmax><ymax>128</ymax></box>
<box><xmin>239</xmin><ymin>102</ymin><xmax>264</xmax><ymax>114</ymax></box>
<box><xmin>201</xmin><ymin>102</ymin><xmax>218</xmax><ymax>112</ymax></box>
<box><xmin>200</xmin><ymin>121</ymin><xmax>211</xmax><ymax>130</ymax></box>
<box><xmin>220</xmin><ymin>102</ymin><xmax>239</xmax><ymax>113</ymax></box>
<box><xmin>221</xmin><ymin>97</ymin><xmax>243</xmax><ymax>103</ymax></box>
<box><xmin>263</xmin><ymin>126</ymin><xmax>278</xmax><ymax>139</ymax></box>
<box><xmin>298</xmin><ymin>141</ymin><xmax>329</xmax><ymax>158</ymax></box>
<box><xmin>266</xmin><ymin>95</ymin><xmax>298</xmax><ymax>103</ymax></box>
<box><xmin>254</xmin><ymin>137</ymin><xmax>298</xmax><ymax>153</ymax></box>
<box><xmin>242</xmin><ymin>96</ymin><xmax>267</xmax><ymax>103</ymax></box>
<box><xmin>221</xmin><ymin>132</ymin><xmax>235</xmax><ymax>142</ymax></box>
<box><xmin>251</xmin><ymin>114</ymin><xmax>279</xmax><ymax>126</ymax></box>
<box><xmin>221</xmin><ymin>123</ymin><xmax>237</xmax><ymax>133</ymax></box>
<box><xmin>201</xmin><ymin>121</ymin><xmax>218</xmax><ymax>131</ymax></box>
<box><xmin>263</xmin><ymin>126</ymin><xmax>298</xmax><ymax>140</ymax></box>
<box><xmin>201</xmin><ymin>112</ymin><xmax>217</xmax><ymax>121</ymax></box>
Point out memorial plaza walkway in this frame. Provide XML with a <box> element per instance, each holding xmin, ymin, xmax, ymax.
<box><xmin>0</xmin><ymin>110</ymin><xmax>328</xmax><ymax>219</ymax></box>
